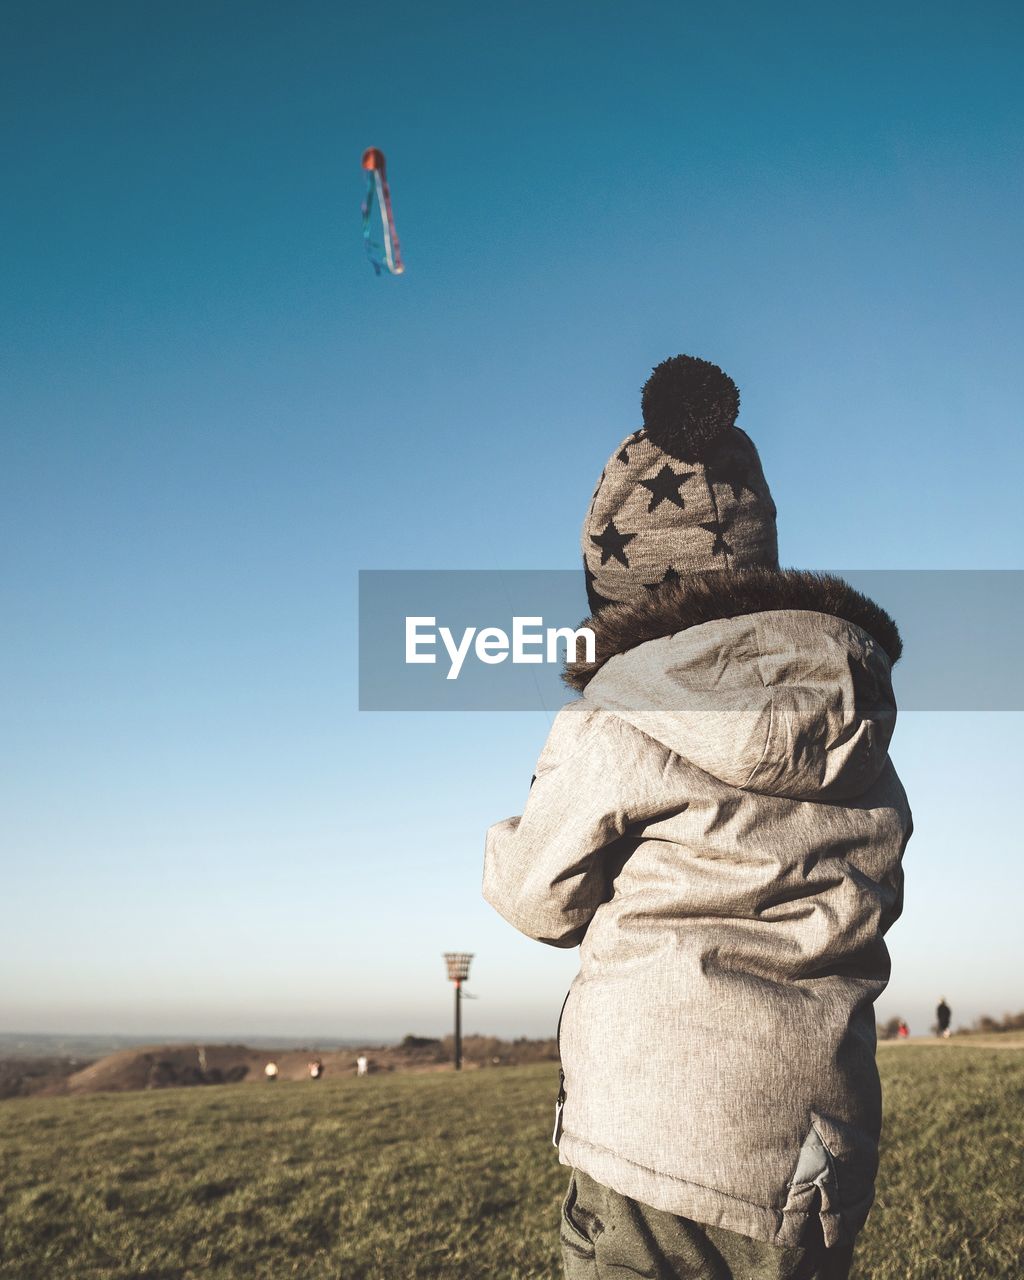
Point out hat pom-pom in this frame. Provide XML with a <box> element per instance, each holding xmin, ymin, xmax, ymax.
<box><xmin>641</xmin><ymin>355</ymin><xmax>739</xmax><ymax>461</ymax></box>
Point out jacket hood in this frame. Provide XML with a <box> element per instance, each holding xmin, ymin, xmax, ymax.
<box><xmin>570</xmin><ymin>569</ymin><xmax>902</xmax><ymax>801</ymax></box>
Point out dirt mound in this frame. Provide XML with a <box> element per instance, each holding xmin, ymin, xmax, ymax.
<box><xmin>56</xmin><ymin>1044</ymin><xmax>388</xmax><ymax>1094</ymax></box>
<box><xmin>59</xmin><ymin>1044</ymin><xmax>260</xmax><ymax>1093</ymax></box>
<box><xmin>41</xmin><ymin>1036</ymin><xmax>560</xmax><ymax>1096</ymax></box>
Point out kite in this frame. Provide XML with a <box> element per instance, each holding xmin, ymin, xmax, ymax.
<box><xmin>361</xmin><ymin>147</ymin><xmax>404</xmax><ymax>276</ymax></box>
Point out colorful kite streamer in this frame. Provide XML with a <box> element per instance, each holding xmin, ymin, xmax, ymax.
<box><xmin>361</xmin><ymin>147</ymin><xmax>404</xmax><ymax>276</ymax></box>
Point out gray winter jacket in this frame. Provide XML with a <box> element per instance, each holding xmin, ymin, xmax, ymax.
<box><xmin>483</xmin><ymin>571</ymin><xmax>912</xmax><ymax>1250</ymax></box>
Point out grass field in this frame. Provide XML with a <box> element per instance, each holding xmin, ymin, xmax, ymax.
<box><xmin>1</xmin><ymin>1044</ymin><xmax>1022</xmax><ymax>1279</ymax></box>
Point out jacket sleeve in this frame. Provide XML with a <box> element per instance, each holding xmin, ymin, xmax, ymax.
<box><xmin>881</xmin><ymin>810</ymin><xmax>913</xmax><ymax>934</ymax></box>
<box><xmin>482</xmin><ymin>702</ymin><xmax>640</xmax><ymax>948</ymax></box>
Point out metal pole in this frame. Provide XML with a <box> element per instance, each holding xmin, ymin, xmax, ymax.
<box><xmin>454</xmin><ymin>979</ymin><xmax>462</xmax><ymax>1071</ymax></box>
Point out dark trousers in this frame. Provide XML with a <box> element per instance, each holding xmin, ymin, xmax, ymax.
<box><xmin>560</xmin><ymin>1171</ymin><xmax>855</xmax><ymax>1280</ymax></box>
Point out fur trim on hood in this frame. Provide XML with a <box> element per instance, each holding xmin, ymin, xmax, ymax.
<box><xmin>564</xmin><ymin>567</ymin><xmax>902</xmax><ymax>692</ymax></box>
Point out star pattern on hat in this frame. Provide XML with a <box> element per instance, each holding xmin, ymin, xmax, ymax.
<box><xmin>703</xmin><ymin>448</ymin><xmax>759</xmax><ymax>502</ymax></box>
<box><xmin>616</xmin><ymin>429</ymin><xmax>646</xmax><ymax>465</ymax></box>
<box><xmin>639</xmin><ymin>465</ymin><xmax>694</xmax><ymax>513</ymax></box>
<box><xmin>643</xmin><ymin>566</ymin><xmax>681</xmax><ymax>592</ymax></box>
<box><xmin>590</xmin><ymin>518</ymin><xmax>635</xmax><ymax>567</ymax></box>
<box><xmin>699</xmin><ymin>518</ymin><xmax>734</xmax><ymax>559</ymax></box>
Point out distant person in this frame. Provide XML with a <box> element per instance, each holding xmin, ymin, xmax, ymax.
<box><xmin>308</xmin><ymin>1058</ymin><xmax>324</xmax><ymax>1080</ymax></box>
<box><xmin>897</xmin><ymin>1020</ymin><xmax>909</xmax><ymax>1039</ymax></box>
<box><xmin>484</xmin><ymin>357</ymin><xmax>912</xmax><ymax>1280</ymax></box>
<box><xmin>356</xmin><ymin>1055</ymin><xmax>369</xmax><ymax>1077</ymax></box>
<box><xmin>937</xmin><ymin>998</ymin><xmax>952</xmax><ymax>1038</ymax></box>
<box><xmin>264</xmin><ymin>1061</ymin><xmax>278</xmax><ymax>1082</ymax></box>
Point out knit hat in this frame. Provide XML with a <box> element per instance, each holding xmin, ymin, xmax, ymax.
<box><xmin>582</xmin><ymin>355</ymin><xmax>778</xmax><ymax>611</ymax></box>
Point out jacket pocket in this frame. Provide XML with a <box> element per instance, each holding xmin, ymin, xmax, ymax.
<box><xmin>560</xmin><ymin>1173</ymin><xmax>597</xmax><ymax>1260</ymax></box>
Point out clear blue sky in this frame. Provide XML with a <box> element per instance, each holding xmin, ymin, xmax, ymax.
<box><xmin>2</xmin><ymin>1</ymin><xmax>1022</xmax><ymax>1041</ymax></box>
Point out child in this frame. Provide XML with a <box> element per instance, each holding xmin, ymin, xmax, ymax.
<box><xmin>483</xmin><ymin>356</ymin><xmax>911</xmax><ymax>1280</ymax></box>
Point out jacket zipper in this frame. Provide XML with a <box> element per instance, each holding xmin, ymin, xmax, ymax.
<box><xmin>552</xmin><ymin>989</ymin><xmax>570</xmax><ymax>1147</ymax></box>
<box><xmin>552</xmin><ymin>1069</ymin><xmax>566</xmax><ymax>1147</ymax></box>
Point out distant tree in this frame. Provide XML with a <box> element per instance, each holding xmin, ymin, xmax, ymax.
<box><xmin>879</xmin><ymin>1017</ymin><xmax>903</xmax><ymax>1041</ymax></box>
<box><xmin>400</xmin><ymin>1035</ymin><xmax>443</xmax><ymax>1052</ymax></box>
<box><xmin>440</xmin><ymin>1034</ymin><xmax>558</xmax><ymax>1065</ymax></box>
<box><xmin>969</xmin><ymin>1011</ymin><xmax>1024</xmax><ymax>1034</ymax></box>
